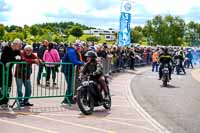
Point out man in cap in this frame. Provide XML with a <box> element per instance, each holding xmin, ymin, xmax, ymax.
<box><xmin>61</xmin><ymin>42</ymin><xmax>85</xmax><ymax>104</ymax></box>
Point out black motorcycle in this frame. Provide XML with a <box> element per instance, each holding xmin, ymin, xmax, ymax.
<box><xmin>162</xmin><ymin>64</ymin><xmax>170</xmax><ymax>87</ymax></box>
<box><xmin>77</xmin><ymin>74</ymin><xmax>111</xmax><ymax>115</ymax></box>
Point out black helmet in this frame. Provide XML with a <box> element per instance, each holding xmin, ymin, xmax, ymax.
<box><xmin>85</xmin><ymin>51</ymin><xmax>97</xmax><ymax>59</ymax></box>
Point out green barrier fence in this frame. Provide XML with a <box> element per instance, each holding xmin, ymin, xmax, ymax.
<box><xmin>5</xmin><ymin>61</ymin><xmax>75</xmax><ymax>108</ymax></box>
<box><xmin>0</xmin><ymin>62</ymin><xmax>5</xmax><ymax>101</ymax></box>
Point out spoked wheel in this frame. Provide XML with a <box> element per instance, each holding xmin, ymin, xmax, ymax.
<box><xmin>102</xmin><ymin>87</ymin><xmax>111</xmax><ymax>110</ymax></box>
<box><xmin>77</xmin><ymin>89</ymin><xmax>94</xmax><ymax>115</ymax></box>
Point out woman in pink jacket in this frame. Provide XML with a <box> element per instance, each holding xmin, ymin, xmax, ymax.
<box><xmin>43</xmin><ymin>43</ymin><xmax>60</xmax><ymax>86</ymax></box>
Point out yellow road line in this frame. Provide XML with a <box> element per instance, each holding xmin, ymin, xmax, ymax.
<box><xmin>0</xmin><ymin>119</ymin><xmax>58</xmax><ymax>133</ymax></box>
<box><xmin>31</xmin><ymin>115</ymin><xmax>115</xmax><ymax>133</ymax></box>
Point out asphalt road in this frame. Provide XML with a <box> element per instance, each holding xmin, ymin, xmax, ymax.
<box><xmin>131</xmin><ymin>68</ymin><xmax>200</xmax><ymax>133</ymax></box>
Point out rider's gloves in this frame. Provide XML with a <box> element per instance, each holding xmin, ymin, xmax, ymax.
<box><xmin>78</xmin><ymin>73</ymin><xmax>83</xmax><ymax>80</ymax></box>
<box><xmin>92</xmin><ymin>72</ymin><xmax>97</xmax><ymax>76</ymax></box>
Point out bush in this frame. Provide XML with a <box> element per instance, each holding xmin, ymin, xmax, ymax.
<box><xmin>86</xmin><ymin>36</ymin><xmax>100</xmax><ymax>42</ymax></box>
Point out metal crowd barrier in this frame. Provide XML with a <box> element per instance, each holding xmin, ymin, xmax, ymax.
<box><xmin>0</xmin><ymin>62</ymin><xmax>5</xmax><ymax>101</ymax></box>
<box><xmin>108</xmin><ymin>55</ymin><xmax>148</xmax><ymax>73</ymax></box>
<box><xmin>1</xmin><ymin>55</ymin><xmax>151</xmax><ymax>109</ymax></box>
<box><xmin>5</xmin><ymin>62</ymin><xmax>75</xmax><ymax>108</ymax></box>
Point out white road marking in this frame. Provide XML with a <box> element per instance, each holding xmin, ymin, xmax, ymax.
<box><xmin>30</xmin><ymin>115</ymin><xmax>115</xmax><ymax>133</ymax></box>
<box><xmin>103</xmin><ymin>119</ymin><xmax>154</xmax><ymax>132</ymax></box>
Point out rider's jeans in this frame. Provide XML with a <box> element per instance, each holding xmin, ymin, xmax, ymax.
<box><xmin>98</xmin><ymin>76</ymin><xmax>108</xmax><ymax>95</ymax></box>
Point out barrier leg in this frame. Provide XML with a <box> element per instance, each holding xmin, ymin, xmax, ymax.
<box><xmin>10</xmin><ymin>99</ymin><xmax>21</xmax><ymax>110</ymax></box>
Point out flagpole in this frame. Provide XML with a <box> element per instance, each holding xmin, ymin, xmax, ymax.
<box><xmin>117</xmin><ymin>0</ymin><xmax>124</xmax><ymax>47</ymax></box>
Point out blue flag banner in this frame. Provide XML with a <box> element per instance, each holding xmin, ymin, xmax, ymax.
<box><xmin>118</xmin><ymin>12</ymin><xmax>131</xmax><ymax>47</ymax></box>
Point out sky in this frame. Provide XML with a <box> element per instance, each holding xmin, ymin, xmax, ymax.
<box><xmin>0</xmin><ymin>0</ymin><xmax>200</xmax><ymax>29</ymax></box>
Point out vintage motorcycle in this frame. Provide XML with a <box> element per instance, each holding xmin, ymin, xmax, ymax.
<box><xmin>77</xmin><ymin>74</ymin><xmax>111</xmax><ymax>115</ymax></box>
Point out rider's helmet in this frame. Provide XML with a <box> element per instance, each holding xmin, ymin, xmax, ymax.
<box><xmin>85</xmin><ymin>51</ymin><xmax>97</xmax><ymax>60</ymax></box>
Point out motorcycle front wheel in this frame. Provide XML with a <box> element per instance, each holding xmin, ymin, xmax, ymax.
<box><xmin>77</xmin><ymin>89</ymin><xmax>94</xmax><ymax>115</ymax></box>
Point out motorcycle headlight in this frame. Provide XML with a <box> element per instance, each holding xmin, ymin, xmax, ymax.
<box><xmin>82</xmin><ymin>81</ymin><xmax>89</xmax><ymax>86</ymax></box>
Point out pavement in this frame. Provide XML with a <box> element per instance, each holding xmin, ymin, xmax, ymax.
<box><xmin>0</xmin><ymin>67</ymin><xmax>168</xmax><ymax>133</ymax></box>
<box><xmin>131</xmin><ymin>67</ymin><xmax>200</xmax><ymax>133</ymax></box>
<box><xmin>191</xmin><ymin>68</ymin><xmax>200</xmax><ymax>82</ymax></box>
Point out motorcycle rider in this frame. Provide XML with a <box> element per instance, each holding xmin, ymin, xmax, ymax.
<box><xmin>79</xmin><ymin>51</ymin><xmax>109</xmax><ymax>99</ymax></box>
<box><xmin>158</xmin><ymin>47</ymin><xmax>173</xmax><ymax>80</ymax></box>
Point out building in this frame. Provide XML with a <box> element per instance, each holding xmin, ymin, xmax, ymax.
<box><xmin>84</xmin><ymin>28</ymin><xmax>117</xmax><ymax>41</ymax></box>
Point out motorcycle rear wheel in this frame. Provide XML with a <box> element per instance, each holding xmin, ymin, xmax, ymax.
<box><xmin>163</xmin><ymin>80</ymin><xmax>168</xmax><ymax>87</ymax></box>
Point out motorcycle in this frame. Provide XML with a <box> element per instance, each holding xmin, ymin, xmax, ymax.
<box><xmin>77</xmin><ymin>74</ymin><xmax>111</xmax><ymax>115</ymax></box>
<box><xmin>162</xmin><ymin>64</ymin><xmax>170</xmax><ymax>87</ymax></box>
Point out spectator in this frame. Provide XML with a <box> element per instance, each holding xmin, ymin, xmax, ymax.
<box><xmin>57</xmin><ymin>42</ymin><xmax>66</xmax><ymax>59</ymax></box>
<box><xmin>0</xmin><ymin>38</ymin><xmax>22</xmax><ymax>106</ymax></box>
<box><xmin>15</xmin><ymin>45</ymin><xmax>41</xmax><ymax>106</ymax></box>
<box><xmin>43</xmin><ymin>43</ymin><xmax>60</xmax><ymax>86</ymax></box>
<box><xmin>37</xmin><ymin>40</ymin><xmax>49</xmax><ymax>85</ymax></box>
<box><xmin>152</xmin><ymin>49</ymin><xmax>159</xmax><ymax>72</ymax></box>
<box><xmin>61</xmin><ymin>43</ymin><xmax>84</xmax><ymax>104</ymax></box>
<box><xmin>111</xmin><ymin>46</ymin><xmax>119</xmax><ymax>72</ymax></box>
<box><xmin>129</xmin><ymin>47</ymin><xmax>135</xmax><ymax>70</ymax></box>
<box><xmin>185</xmin><ymin>50</ymin><xmax>193</xmax><ymax>68</ymax></box>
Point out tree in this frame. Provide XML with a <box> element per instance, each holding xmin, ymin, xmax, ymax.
<box><xmin>30</xmin><ymin>25</ymin><xmax>39</xmax><ymax>36</ymax></box>
<box><xmin>142</xmin><ymin>15</ymin><xmax>186</xmax><ymax>46</ymax></box>
<box><xmin>0</xmin><ymin>24</ymin><xmax>5</xmax><ymax>40</ymax></box>
<box><xmin>70</xmin><ymin>26</ymin><xmax>83</xmax><ymax>39</ymax></box>
<box><xmin>130</xmin><ymin>29</ymin><xmax>142</xmax><ymax>43</ymax></box>
<box><xmin>63</xmin><ymin>29</ymin><xmax>70</xmax><ymax>39</ymax></box>
<box><xmin>3</xmin><ymin>32</ymin><xmax>24</xmax><ymax>41</ymax></box>
<box><xmin>185</xmin><ymin>21</ymin><xmax>200</xmax><ymax>46</ymax></box>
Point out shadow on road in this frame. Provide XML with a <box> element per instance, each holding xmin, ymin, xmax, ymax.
<box><xmin>78</xmin><ymin>109</ymin><xmax>111</xmax><ymax>118</ymax></box>
<box><xmin>9</xmin><ymin>105</ymin><xmax>69</xmax><ymax>113</ymax></box>
<box><xmin>0</xmin><ymin>111</ymin><xmax>18</xmax><ymax>119</ymax></box>
<box><xmin>161</xmin><ymin>84</ymin><xmax>179</xmax><ymax>89</ymax></box>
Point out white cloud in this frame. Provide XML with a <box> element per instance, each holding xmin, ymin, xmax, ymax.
<box><xmin>4</xmin><ymin>0</ymin><xmax>48</xmax><ymax>26</ymax></box>
<box><xmin>89</xmin><ymin>6</ymin><xmax>120</xmax><ymax>18</ymax></box>
<box><xmin>134</xmin><ymin>0</ymin><xmax>200</xmax><ymax>15</ymax></box>
<box><xmin>3</xmin><ymin>0</ymin><xmax>91</xmax><ymax>26</ymax></box>
<box><xmin>1</xmin><ymin>0</ymin><xmax>200</xmax><ymax>28</ymax></box>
